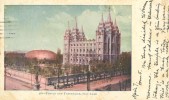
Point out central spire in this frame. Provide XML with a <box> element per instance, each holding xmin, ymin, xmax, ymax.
<box><xmin>115</xmin><ymin>18</ymin><xmax>117</xmax><ymax>26</ymax></box>
<box><xmin>108</xmin><ymin>6</ymin><xmax>111</xmax><ymax>22</ymax></box>
<box><xmin>75</xmin><ymin>17</ymin><xmax>78</xmax><ymax>29</ymax></box>
<box><xmin>101</xmin><ymin>13</ymin><xmax>104</xmax><ymax>23</ymax></box>
<box><xmin>67</xmin><ymin>21</ymin><xmax>70</xmax><ymax>30</ymax></box>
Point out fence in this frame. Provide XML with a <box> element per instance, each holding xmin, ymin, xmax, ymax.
<box><xmin>95</xmin><ymin>78</ymin><xmax>131</xmax><ymax>91</ymax></box>
<box><xmin>46</xmin><ymin>70</ymin><xmax>129</xmax><ymax>89</ymax></box>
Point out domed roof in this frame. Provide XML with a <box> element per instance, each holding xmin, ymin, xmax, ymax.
<box><xmin>25</xmin><ymin>50</ymin><xmax>56</xmax><ymax>60</ymax></box>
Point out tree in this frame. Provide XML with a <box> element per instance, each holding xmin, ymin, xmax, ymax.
<box><xmin>88</xmin><ymin>52</ymin><xmax>131</xmax><ymax>76</ymax></box>
<box><xmin>114</xmin><ymin>52</ymin><xmax>131</xmax><ymax>74</ymax></box>
<box><xmin>56</xmin><ymin>48</ymin><xmax>63</xmax><ymax>64</ymax></box>
<box><xmin>118</xmin><ymin>52</ymin><xmax>131</xmax><ymax>75</ymax></box>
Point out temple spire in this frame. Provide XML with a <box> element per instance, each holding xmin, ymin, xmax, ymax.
<box><xmin>101</xmin><ymin>13</ymin><xmax>104</xmax><ymax>23</ymax></box>
<box><xmin>81</xmin><ymin>25</ymin><xmax>85</xmax><ymax>39</ymax></box>
<box><xmin>75</xmin><ymin>17</ymin><xmax>78</xmax><ymax>29</ymax></box>
<box><xmin>68</xmin><ymin>21</ymin><xmax>70</xmax><ymax>30</ymax></box>
<box><xmin>108</xmin><ymin>6</ymin><xmax>111</xmax><ymax>22</ymax></box>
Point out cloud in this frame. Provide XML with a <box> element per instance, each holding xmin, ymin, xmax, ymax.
<box><xmin>112</xmin><ymin>6</ymin><xmax>116</xmax><ymax>14</ymax></box>
<box><xmin>45</xmin><ymin>10</ymin><xmax>101</xmax><ymax>39</ymax></box>
<box><xmin>47</xmin><ymin>12</ymin><xmax>73</xmax><ymax>23</ymax></box>
<box><xmin>78</xmin><ymin>9</ymin><xmax>101</xmax><ymax>38</ymax></box>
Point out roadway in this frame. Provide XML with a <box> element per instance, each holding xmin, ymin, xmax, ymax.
<box><xmin>5</xmin><ymin>76</ymin><xmax>32</xmax><ymax>90</ymax></box>
<box><xmin>5</xmin><ymin>75</ymin><xmax>130</xmax><ymax>91</ymax></box>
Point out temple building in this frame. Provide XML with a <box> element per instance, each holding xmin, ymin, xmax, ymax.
<box><xmin>63</xmin><ymin>10</ymin><xmax>121</xmax><ymax>65</ymax></box>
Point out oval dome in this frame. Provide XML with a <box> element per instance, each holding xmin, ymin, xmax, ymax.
<box><xmin>25</xmin><ymin>50</ymin><xmax>56</xmax><ymax>60</ymax></box>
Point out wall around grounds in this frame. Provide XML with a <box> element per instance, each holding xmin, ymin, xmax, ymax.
<box><xmin>5</xmin><ymin>68</ymin><xmax>48</xmax><ymax>87</ymax></box>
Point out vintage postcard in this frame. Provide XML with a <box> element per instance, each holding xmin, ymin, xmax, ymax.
<box><xmin>0</xmin><ymin>0</ymin><xmax>169</xmax><ymax>100</ymax></box>
<box><xmin>4</xmin><ymin>5</ymin><xmax>131</xmax><ymax>91</ymax></box>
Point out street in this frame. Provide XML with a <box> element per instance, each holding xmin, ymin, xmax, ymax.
<box><xmin>5</xmin><ymin>75</ymin><xmax>130</xmax><ymax>91</ymax></box>
<box><xmin>5</xmin><ymin>76</ymin><xmax>32</xmax><ymax>90</ymax></box>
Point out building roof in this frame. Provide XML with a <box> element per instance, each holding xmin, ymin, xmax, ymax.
<box><xmin>25</xmin><ymin>50</ymin><xmax>56</xmax><ymax>60</ymax></box>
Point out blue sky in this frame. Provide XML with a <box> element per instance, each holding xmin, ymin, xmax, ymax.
<box><xmin>4</xmin><ymin>5</ymin><xmax>131</xmax><ymax>53</ymax></box>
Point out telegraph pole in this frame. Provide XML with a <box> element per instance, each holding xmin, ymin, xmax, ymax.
<box><xmin>34</xmin><ymin>66</ymin><xmax>40</xmax><ymax>90</ymax></box>
<box><xmin>57</xmin><ymin>64</ymin><xmax>60</xmax><ymax>88</ymax></box>
<box><xmin>87</xmin><ymin>65</ymin><xmax>91</xmax><ymax>91</ymax></box>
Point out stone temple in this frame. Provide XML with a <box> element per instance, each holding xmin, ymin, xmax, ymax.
<box><xmin>63</xmin><ymin>10</ymin><xmax>121</xmax><ymax>65</ymax></box>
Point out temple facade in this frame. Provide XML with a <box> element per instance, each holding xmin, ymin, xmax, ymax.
<box><xmin>63</xmin><ymin>10</ymin><xmax>121</xmax><ymax>65</ymax></box>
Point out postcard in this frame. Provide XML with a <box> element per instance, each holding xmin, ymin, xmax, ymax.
<box><xmin>0</xmin><ymin>0</ymin><xmax>169</xmax><ymax>100</ymax></box>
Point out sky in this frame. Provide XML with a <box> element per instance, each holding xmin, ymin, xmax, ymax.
<box><xmin>4</xmin><ymin>5</ymin><xmax>131</xmax><ymax>53</ymax></box>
